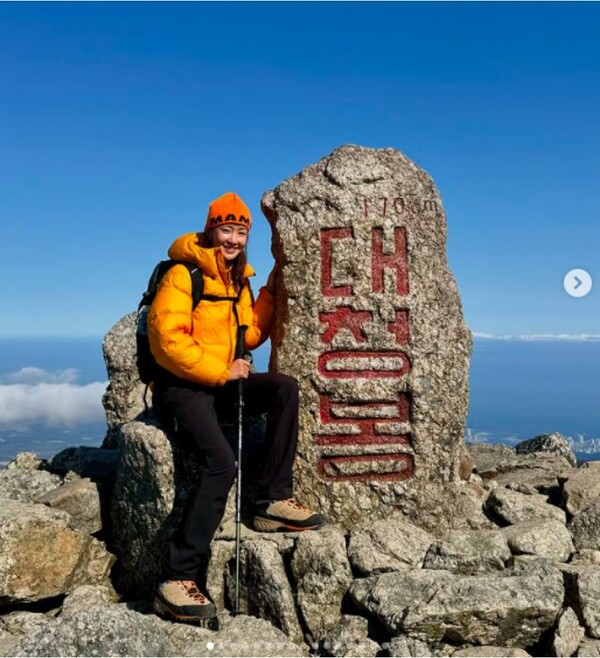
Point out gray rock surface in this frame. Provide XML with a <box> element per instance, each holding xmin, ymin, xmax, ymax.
<box><xmin>0</xmin><ymin>497</ymin><xmax>114</xmax><ymax>605</ymax></box>
<box><xmin>387</xmin><ymin>635</ymin><xmax>435</xmax><ymax>657</ymax></box>
<box><xmin>515</xmin><ymin>432</ymin><xmax>577</xmax><ymax>467</ymax></box>
<box><xmin>233</xmin><ymin>539</ymin><xmax>303</xmax><ymax>643</ymax></box>
<box><xmin>577</xmin><ymin>638</ymin><xmax>600</xmax><ymax>656</ymax></box>
<box><xmin>477</xmin><ymin>452</ymin><xmax>573</xmax><ymax>493</ymax></box>
<box><xmin>60</xmin><ymin>583</ymin><xmax>120</xmax><ymax>618</ymax></box>
<box><xmin>347</xmin><ymin>516</ymin><xmax>434</xmax><ymax>575</ymax></box>
<box><xmin>501</xmin><ymin>518</ymin><xmax>574</xmax><ymax>562</ymax></box>
<box><xmin>566</xmin><ymin>566</ymin><xmax>600</xmax><ymax>638</ymax></box>
<box><xmin>423</xmin><ymin>528</ymin><xmax>511</xmax><ymax>574</ymax></box>
<box><xmin>47</xmin><ymin>446</ymin><xmax>120</xmax><ymax>483</ymax></box>
<box><xmin>350</xmin><ymin>563</ymin><xmax>564</xmax><ymax>646</ymax></box>
<box><xmin>102</xmin><ymin>312</ymin><xmax>146</xmax><ymax>446</ymax></box>
<box><xmin>486</xmin><ymin>486</ymin><xmax>566</xmax><ymax>525</ymax></box>
<box><xmin>468</xmin><ymin>443</ymin><xmax>516</xmax><ymax>475</ymax></box>
<box><xmin>37</xmin><ymin>477</ymin><xmax>103</xmax><ymax>535</ymax></box>
<box><xmin>570</xmin><ymin>499</ymin><xmax>600</xmax><ymax>552</ymax></box>
<box><xmin>453</xmin><ymin>648</ymin><xmax>531</xmax><ymax>657</ymax></box>
<box><xmin>261</xmin><ymin>144</ymin><xmax>472</xmax><ymax>532</ymax></box>
<box><xmin>562</xmin><ymin>462</ymin><xmax>600</xmax><ymax>517</ymax></box>
<box><xmin>550</xmin><ymin>607</ymin><xmax>585</xmax><ymax>657</ymax></box>
<box><xmin>321</xmin><ymin>615</ymin><xmax>380</xmax><ymax>657</ymax></box>
<box><xmin>6</xmin><ymin>452</ymin><xmax>44</xmax><ymax>470</ymax></box>
<box><xmin>290</xmin><ymin>526</ymin><xmax>352</xmax><ymax>640</ymax></box>
<box><xmin>0</xmin><ymin>466</ymin><xmax>62</xmax><ymax>503</ymax></box>
<box><xmin>154</xmin><ymin>612</ymin><xmax>308</xmax><ymax>657</ymax></box>
<box><xmin>10</xmin><ymin>606</ymin><xmax>177</xmax><ymax>657</ymax></box>
<box><xmin>110</xmin><ymin>419</ymin><xmax>181</xmax><ymax>598</ymax></box>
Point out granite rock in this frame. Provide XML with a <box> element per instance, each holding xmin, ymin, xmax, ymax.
<box><xmin>261</xmin><ymin>144</ymin><xmax>472</xmax><ymax>532</ymax></box>
<box><xmin>501</xmin><ymin>518</ymin><xmax>574</xmax><ymax>562</ymax></box>
<box><xmin>562</xmin><ymin>462</ymin><xmax>600</xmax><ymax>516</ymax></box>
<box><xmin>0</xmin><ymin>497</ymin><xmax>114</xmax><ymax>605</ymax></box>
<box><xmin>486</xmin><ymin>486</ymin><xmax>566</xmax><ymax>525</ymax></box>
<box><xmin>10</xmin><ymin>605</ymin><xmax>177</xmax><ymax>657</ymax></box>
<box><xmin>347</xmin><ymin>516</ymin><xmax>434</xmax><ymax>575</ymax></box>
<box><xmin>423</xmin><ymin>528</ymin><xmax>511</xmax><ymax>574</ymax></box>
<box><xmin>550</xmin><ymin>607</ymin><xmax>585</xmax><ymax>657</ymax></box>
<box><xmin>102</xmin><ymin>312</ymin><xmax>146</xmax><ymax>446</ymax></box>
<box><xmin>36</xmin><ymin>477</ymin><xmax>103</xmax><ymax>535</ymax></box>
<box><xmin>290</xmin><ymin>526</ymin><xmax>352</xmax><ymax>640</ymax></box>
<box><xmin>515</xmin><ymin>432</ymin><xmax>577</xmax><ymax>467</ymax></box>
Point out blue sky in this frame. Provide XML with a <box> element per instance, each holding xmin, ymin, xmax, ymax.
<box><xmin>1</xmin><ymin>2</ymin><xmax>598</xmax><ymax>338</ymax></box>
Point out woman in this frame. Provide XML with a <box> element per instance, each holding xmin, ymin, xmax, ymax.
<box><xmin>147</xmin><ymin>192</ymin><xmax>324</xmax><ymax>623</ymax></box>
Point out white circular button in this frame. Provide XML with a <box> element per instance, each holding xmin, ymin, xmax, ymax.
<box><xmin>564</xmin><ymin>269</ymin><xmax>592</xmax><ymax>298</ymax></box>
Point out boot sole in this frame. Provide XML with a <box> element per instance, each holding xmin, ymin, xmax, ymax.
<box><xmin>252</xmin><ymin>516</ymin><xmax>323</xmax><ymax>532</ymax></box>
<box><xmin>153</xmin><ymin>595</ymin><xmax>219</xmax><ymax>629</ymax></box>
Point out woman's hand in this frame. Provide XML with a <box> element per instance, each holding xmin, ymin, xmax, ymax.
<box><xmin>228</xmin><ymin>358</ymin><xmax>251</xmax><ymax>381</ymax></box>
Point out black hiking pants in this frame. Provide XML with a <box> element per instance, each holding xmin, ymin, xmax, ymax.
<box><xmin>152</xmin><ymin>372</ymin><xmax>299</xmax><ymax>581</ymax></box>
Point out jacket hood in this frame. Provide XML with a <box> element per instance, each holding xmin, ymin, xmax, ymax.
<box><xmin>167</xmin><ymin>232</ymin><xmax>254</xmax><ymax>280</ymax></box>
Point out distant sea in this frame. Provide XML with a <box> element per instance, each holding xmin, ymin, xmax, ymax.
<box><xmin>0</xmin><ymin>337</ymin><xmax>598</xmax><ymax>466</ymax></box>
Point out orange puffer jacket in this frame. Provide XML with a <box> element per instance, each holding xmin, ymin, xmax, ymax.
<box><xmin>147</xmin><ymin>232</ymin><xmax>274</xmax><ymax>387</ymax></box>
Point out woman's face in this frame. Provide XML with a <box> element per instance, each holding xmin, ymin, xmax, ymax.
<box><xmin>211</xmin><ymin>225</ymin><xmax>248</xmax><ymax>262</ymax></box>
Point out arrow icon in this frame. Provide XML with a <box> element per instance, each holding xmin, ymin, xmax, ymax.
<box><xmin>564</xmin><ymin>269</ymin><xmax>592</xmax><ymax>298</ymax></box>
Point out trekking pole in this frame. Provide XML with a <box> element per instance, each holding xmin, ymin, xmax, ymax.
<box><xmin>234</xmin><ymin>324</ymin><xmax>249</xmax><ymax>616</ymax></box>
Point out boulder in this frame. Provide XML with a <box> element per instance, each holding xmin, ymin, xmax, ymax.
<box><xmin>290</xmin><ymin>526</ymin><xmax>353</xmax><ymax>640</ymax></box>
<box><xmin>515</xmin><ymin>432</ymin><xmax>577</xmax><ymax>467</ymax></box>
<box><xmin>0</xmin><ymin>466</ymin><xmax>62</xmax><ymax>504</ymax></box>
<box><xmin>485</xmin><ymin>487</ymin><xmax>566</xmax><ymax>525</ymax></box>
<box><xmin>347</xmin><ymin>516</ymin><xmax>434</xmax><ymax>575</ymax></box>
<box><xmin>387</xmin><ymin>635</ymin><xmax>436</xmax><ymax>657</ymax></box>
<box><xmin>422</xmin><ymin>528</ymin><xmax>511</xmax><ymax>574</ymax></box>
<box><xmin>102</xmin><ymin>312</ymin><xmax>146</xmax><ymax>446</ymax></box>
<box><xmin>550</xmin><ymin>607</ymin><xmax>585</xmax><ymax>657</ymax></box>
<box><xmin>0</xmin><ymin>497</ymin><xmax>115</xmax><ymax>606</ymax></box>
<box><xmin>10</xmin><ymin>605</ymin><xmax>177</xmax><ymax>657</ymax></box>
<box><xmin>231</xmin><ymin>539</ymin><xmax>303</xmax><ymax>643</ymax></box>
<box><xmin>154</xmin><ymin>611</ymin><xmax>308</xmax><ymax>657</ymax></box>
<box><xmin>36</xmin><ymin>477</ymin><xmax>103</xmax><ymax>535</ymax></box>
<box><xmin>476</xmin><ymin>452</ymin><xmax>573</xmax><ymax>493</ymax></box>
<box><xmin>501</xmin><ymin>519</ymin><xmax>574</xmax><ymax>562</ymax></box>
<box><xmin>562</xmin><ymin>462</ymin><xmax>600</xmax><ymax>516</ymax></box>
<box><xmin>349</xmin><ymin>563</ymin><xmax>564</xmax><ymax>646</ymax></box>
<box><xmin>468</xmin><ymin>443</ymin><xmax>515</xmax><ymax>475</ymax></box>
<box><xmin>60</xmin><ymin>583</ymin><xmax>120</xmax><ymax>618</ymax></box>
<box><xmin>206</xmin><ymin>540</ymin><xmax>235</xmax><ymax>612</ymax></box>
<box><xmin>577</xmin><ymin>638</ymin><xmax>600</xmax><ymax>656</ymax></box>
<box><xmin>565</xmin><ymin>566</ymin><xmax>600</xmax><ymax>638</ymax></box>
<box><xmin>6</xmin><ymin>452</ymin><xmax>44</xmax><ymax>470</ymax></box>
<box><xmin>46</xmin><ymin>446</ymin><xmax>120</xmax><ymax>484</ymax></box>
<box><xmin>261</xmin><ymin>144</ymin><xmax>472</xmax><ymax>532</ymax></box>
<box><xmin>569</xmin><ymin>499</ymin><xmax>600</xmax><ymax>552</ymax></box>
<box><xmin>321</xmin><ymin>615</ymin><xmax>380</xmax><ymax>657</ymax></box>
<box><xmin>110</xmin><ymin>419</ymin><xmax>186</xmax><ymax>598</ymax></box>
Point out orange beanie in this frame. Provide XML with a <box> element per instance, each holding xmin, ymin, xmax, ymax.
<box><xmin>204</xmin><ymin>192</ymin><xmax>252</xmax><ymax>233</ymax></box>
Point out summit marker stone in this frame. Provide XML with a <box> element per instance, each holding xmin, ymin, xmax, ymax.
<box><xmin>261</xmin><ymin>145</ymin><xmax>472</xmax><ymax>530</ymax></box>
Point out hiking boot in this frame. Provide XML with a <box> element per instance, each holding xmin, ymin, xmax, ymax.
<box><xmin>154</xmin><ymin>580</ymin><xmax>217</xmax><ymax>625</ymax></box>
<box><xmin>253</xmin><ymin>498</ymin><xmax>325</xmax><ymax>532</ymax></box>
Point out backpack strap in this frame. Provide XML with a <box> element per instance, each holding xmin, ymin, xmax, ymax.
<box><xmin>177</xmin><ymin>262</ymin><xmax>205</xmax><ymax>310</ymax></box>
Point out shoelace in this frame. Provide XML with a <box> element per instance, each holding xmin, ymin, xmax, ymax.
<box><xmin>283</xmin><ymin>498</ymin><xmax>310</xmax><ymax>511</ymax></box>
<box><xmin>178</xmin><ymin>580</ymin><xmax>209</xmax><ymax>604</ymax></box>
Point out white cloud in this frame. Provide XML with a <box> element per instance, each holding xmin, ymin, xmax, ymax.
<box><xmin>2</xmin><ymin>367</ymin><xmax>81</xmax><ymax>385</ymax></box>
<box><xmin>0</xmin><ymin>368</ymin><xmax>107</xmax><ymax>426</ymax></box>
<box><xmin>472</xmin><ymin>332</ymin><xmax>600</xmax><ymax>342</ymax></box>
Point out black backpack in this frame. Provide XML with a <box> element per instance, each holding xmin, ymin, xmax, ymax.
<box><xmin>136</xmin><ymin>260</ymin><xmax>205</xmax><ymax>385</ymax></box>
<box><xmin>135</xmin><ymin>259</ymin><xmax>247</xmax><ymax>386</ymax></box>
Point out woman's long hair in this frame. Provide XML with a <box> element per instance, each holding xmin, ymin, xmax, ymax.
<box><xmin>200</xmin><ymin>229</ymin><xmax>248</xmax><ymax>293</ymax></box>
